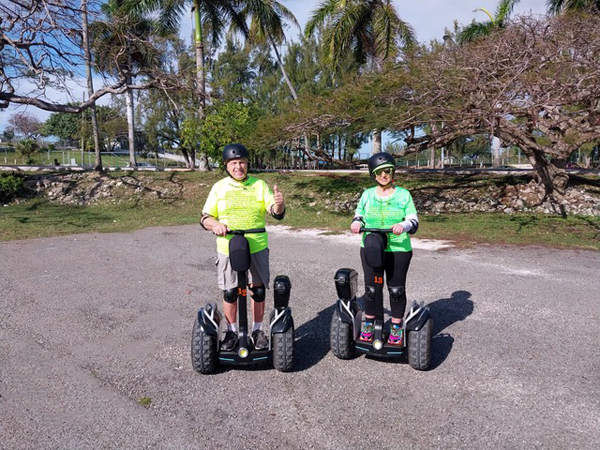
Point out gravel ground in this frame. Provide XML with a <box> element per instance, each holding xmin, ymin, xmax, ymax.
<box><xmin>1</xmin><ymin>225</ymin><xmax>599</xmax><ymax>450</ymax></box>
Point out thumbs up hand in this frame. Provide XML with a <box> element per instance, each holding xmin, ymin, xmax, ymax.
<box><xmin>273</xmin><ymin>184</ymin><xmax>284</xmax><ymax>207</ymax></box>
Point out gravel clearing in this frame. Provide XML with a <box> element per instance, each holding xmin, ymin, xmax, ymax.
<box><xmin>1</xmin><ymin>225</ymin><xmax>599</xmax><ymax>449</ymax></box>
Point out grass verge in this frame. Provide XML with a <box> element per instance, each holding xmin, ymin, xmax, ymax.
<box><xmin>1</xmin><ymin>171</ymin><xmax>599</xmax><ymax>250</ymax></box>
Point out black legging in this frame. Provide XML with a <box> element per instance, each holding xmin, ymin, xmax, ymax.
<box><xmin>360</xmin><ymin>248</ymin><xmax>413</xmax><ymax>319</ymax></box>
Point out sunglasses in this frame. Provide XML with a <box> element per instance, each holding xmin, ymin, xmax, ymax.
<box><xmin>374</xmin><ymin>168</ymin><xmax>393</xmax><ymax>176</ymax></box>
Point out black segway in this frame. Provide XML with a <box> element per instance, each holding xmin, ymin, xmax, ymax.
<box><xmin>330</xmin><ymin>228</ymin><xmax>433</xmax><ymax>370</ymax></box>
<box><xmin>192</xmin><ymin>228</ymin><xmax>294</xmax><ymax>374</ymax></box>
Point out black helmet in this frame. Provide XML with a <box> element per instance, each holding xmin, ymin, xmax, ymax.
<box><xmin>367</xmin><ymin>152</ymin><xmax>395</xmax><ymax>177</ymax></box>
<box><xmin>222</xmin><ymin>143</ymin><xmax>249</xmax><ymax>162</ymax></box>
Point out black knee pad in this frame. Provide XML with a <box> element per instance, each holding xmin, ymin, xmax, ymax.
<box><xmin>388</xmin><ymin>286</ymin><xmax>407</xmax><ymax>318</ymax></box>
<box><xmin>250</xmin><ymin>285</ymin><xmax>266</xmax><ymax>303</ymax></box>
<box><xmin>223</xmin><ymin>288</ymin><xmax>237</xmax><ymax>304</ymax></box>
<box><xmin>365</xmin><ymin>285</ymin><xmax>376</xmax><ymax>303</ymax></box>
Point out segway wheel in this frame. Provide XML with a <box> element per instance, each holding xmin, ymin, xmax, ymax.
<box><xmin>191</xmin><ymin>318</ymin><xmax>218</xmax><ymax>374</ymax></box>
<box><xmin>330</xmin><ymin>309</ymin><xmax>355</xmax><ymax>359</ymax></box>
<box><xmin>273</xmin><ymin>326</ymin><xmax>294</xmax><ymax>372</ymax></box>
<box><xmin>407</xmin><ymin>317</ymin><xmax>433</xmax><ymax>371</ymax></box>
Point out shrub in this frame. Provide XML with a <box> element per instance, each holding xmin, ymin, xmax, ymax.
<box><xmin>0</xmin><ymin>173</ymin><xmax>26</xmax><ymax>204</ymax></box>
<box><xmin>15</xmin><ymin>139</ymin><xmax>40</xmax><ymax>163</ymax></box>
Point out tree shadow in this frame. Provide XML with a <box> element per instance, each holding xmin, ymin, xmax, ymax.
<box><xmin>427</xmin><ymin>290</ymin><xmax>474</xmax><ymax>370</ymax></box>
<box><xmin>293</xmin><ymin>304</ymin><xmax>337</xmax><ymax>372</ymax></box>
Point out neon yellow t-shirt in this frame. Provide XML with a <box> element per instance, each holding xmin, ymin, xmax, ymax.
<box><xmin>202</xmin><ymin>176</ymin><xmax>275</xmax><ymax>255</ymax></box>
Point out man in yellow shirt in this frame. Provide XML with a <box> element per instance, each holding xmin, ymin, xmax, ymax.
<box><xmin>201</xmin><ymin>144</ymin><xmax>285</xmax><ymax>351</ymax></box>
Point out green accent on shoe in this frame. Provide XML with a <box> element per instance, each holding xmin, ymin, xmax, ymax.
<box><xmin>360</xmin><ymin>322</ymin><xmax>374</xmax><ymax>342</ymax></box>
<box><xmin>388</xmin><ymin>324</ymin><xmax>403</xmax><ymax>345</ymax></box>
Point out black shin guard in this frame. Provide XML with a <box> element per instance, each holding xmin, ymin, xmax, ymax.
<box><xmin>388</xmin><ymin>286</ymin><xmax>407</xmax><ymax>320</ymax></box>
<box><xmin>363</xmin><ymin>285</ymin><xmax>376</xmax><ymax>317</ymax></box>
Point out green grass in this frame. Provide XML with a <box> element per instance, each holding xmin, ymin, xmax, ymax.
<box><xmin>0</xmin><ymin>147</ymin><xmax>182</xmax><ymax>168</ymax></box>
<box><xmin>1</xmin><ymin>170</ymin><xmax>599</xmax><ymax>250</ymax></box>
<box><xmin>420</xmin><ymin>213</ymin><xmax>600</xmax><ymax>249</ymax></box>
<box><xmin>137</xmin><ymin>397</ymin><xmax>152</xmax><ymax>408</ymax></box>
<box><xmin>0</xmin><ymin>200</ymin><xmax>198</xmax><ymax>241</ymax></box>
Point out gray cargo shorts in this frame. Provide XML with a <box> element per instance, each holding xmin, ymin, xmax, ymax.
<box><xmin>216</xmin><ymin>248</ymin><xmax>270</xmax><ymax>290</ymax></box>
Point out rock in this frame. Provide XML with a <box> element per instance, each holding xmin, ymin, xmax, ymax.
<box><xmin>17</xmin><ymin>172</ymin><xmax>600</xmax><ymax>216</ymax></box>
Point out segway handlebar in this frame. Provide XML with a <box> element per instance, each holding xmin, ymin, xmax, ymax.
<box><xmin>227</xmin><ymin>228</ymin><xmax>266</xmax><ymax>235</ymax></box>
<box><xmin>359</xmin><ymin>227</ymin><xmax>393</xmax><ymax>233</ymax></box>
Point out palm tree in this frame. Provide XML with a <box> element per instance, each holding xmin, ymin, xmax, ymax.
<box><xmin>457</xmin><ymin>0</ymin><xmax>519</xmax><ymax>44</ymax></box>
<box><xmin>305</xmin><ymin>0</ymin><xmax>415</xmax><ymax>154</ymax></box>
<box><xmin>547</xmin><ymin>0</ymin><xmax>600</xmax><ymax>14</ymax></box>
<box><xmin>81</xmin><ymin>0</ymin><xmax>102</xmax><ymax>171</ymax></box>
<box><xmin>136</xmin><ymin>0</ymin><xmax>298</xmax><ymax>168</ymax></box>
<box><xmin>242</xmin><ymin>1</ymin><xmax>300</xmax><ymax>101</ymax></box>
<box><xmin>136</xmin><ymin>0</ymin><xmax>247</xmax><ymax>121</ymax></box>
<box><xmin>91</xmin><ymin>0</ymin><xmax>159</xmax><ymax>167</ymax></box>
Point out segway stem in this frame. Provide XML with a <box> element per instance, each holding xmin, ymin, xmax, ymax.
<box><xmin>236</xmin><ymin>270</ymin><xmax>250</xmax><ymax>350</ymax></box>
<box><xmin>226</xmin><ymin>228</ymin><xmax>265</xmax><ymax>351</ymax></box>
<box><xmin>362</xmin><ymin>228</ymin><xmax>391</xmax><ymax>349</ymax></box>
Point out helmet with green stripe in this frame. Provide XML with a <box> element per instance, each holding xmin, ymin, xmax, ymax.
<box><xmin>367</xmin><ymin>152</ymin><xmax>396</xmax><ymax>178</ymax></box>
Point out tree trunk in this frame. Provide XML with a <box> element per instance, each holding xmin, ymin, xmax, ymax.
<box><xmin>197</xmin><ymin>153</ymin><xmax>208</xmax><ymax>170</ymax></box>
<box><xmin>126</xmin><ymin>77</ymin><xmax>136</xmax><ymax>167</ymax></box>
<box><xmin>81</xmin><ymin>0</ymin><xmax>102</xmax><ymax>171</ymax></box>
<box><xmin>192</xmin><ymin>2</ymin><xmax>206</xmax><ymax>171</ymax></box>
<box><xmin>270</xmin><ymin>35</ymin><xmax>298</xmax><ymax>101</ymax></box>
<box><xmin>429</xmin><ymin>147</ymin><xmax>435</xmax><ymax>168</ymax></box>
<box><xmin>193</xmin><ymin>3</ymin><xmax>205</xmax><ymax>119</ymax></box>
<box><xmin>526</xmin><ymin>149</ymin><xmax>569</xmax><ymax>197</ymax></box>
<box><xmin>270</xmin><ymin>34</ymin><xmax>314</xmax><ymax>166</ymax></box>
<box><xmin>491</xmin><ymin>135</ymin><xmax>501</xmax><ymax>167</ymax></box>
<box><xmin>372</xmin><ymin>129</ymin><xmax>382</xmax><ymax>155</ymax></box>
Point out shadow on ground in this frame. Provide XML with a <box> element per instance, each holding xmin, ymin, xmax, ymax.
<box><xmin>428</xmin><ymin>290</ymin><xmax>474</xmax><ymax>370</ymax></box>
<box><xmin>293</xmin><ymin>304</ymin><xmax>336</xmax><ymax>372</ymax></box>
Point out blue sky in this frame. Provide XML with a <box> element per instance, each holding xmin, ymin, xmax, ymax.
<box><xmin>0</xmin><ymin>1</ymin><xmax>548</xmax><ymax>135</ymax></box>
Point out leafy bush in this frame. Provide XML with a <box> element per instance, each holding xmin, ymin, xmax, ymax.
<box><xmin>0</xmin><ymin>174</ymin><xmax>26</xmax><ymax>204</ymax></box>
<box><xmin>15</xmin><ymin>139</ymin><xmax>40</xmax><ymax>163</ymax></box>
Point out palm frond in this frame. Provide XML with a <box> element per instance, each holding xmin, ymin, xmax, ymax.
<box><xmin>547</xmin><ymin>0</ymin><xmax>600</xmax><ymax>14</ymax></box>
<box><xmin>305</xmin><ymin>0</ymin><xmax>340</xmax><ymax>38</ymax></box>
<box><xmin>457</xmin><ymin>22</ymin><xmax>496</xmax><ymax>44</ymax></box>
<box><xmin>495</xmin><ymin>0</ymin><xmax>520</xmax><ymax>25</ymax></box>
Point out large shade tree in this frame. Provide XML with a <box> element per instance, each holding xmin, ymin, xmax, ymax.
<box><xmin>274</xmin><ymin>14</ymin><xmax>600</xmax><ymax>200</ymax></box>
<box><xmin>0</xmin><ymin>0</ymin><xmax>164</xmax><ymax>113</ymax></box>
<box><xmin>456</xmin><ymin>0</ymin><xmax>521</xmax><ymax>167</ymax></box>
<box><xmin>305</xmin><ymin>0</ymin><xmax>415</xmax><ymax>154</ymax></box>
<box><xmin>390</xmin><ymin>14</ymin><xmax>600</xmax><ymax>198</ymax></box>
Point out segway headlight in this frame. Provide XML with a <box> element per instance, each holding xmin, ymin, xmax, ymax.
<box><xmin>238</xmin><ymin>347</ymin><xmax>249</xmax><ymax>358</ymax></box>
<box><xmin>373</xmin><ymin>340</ymin><xmax>384</xmax><ymax>350</ymax></box>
